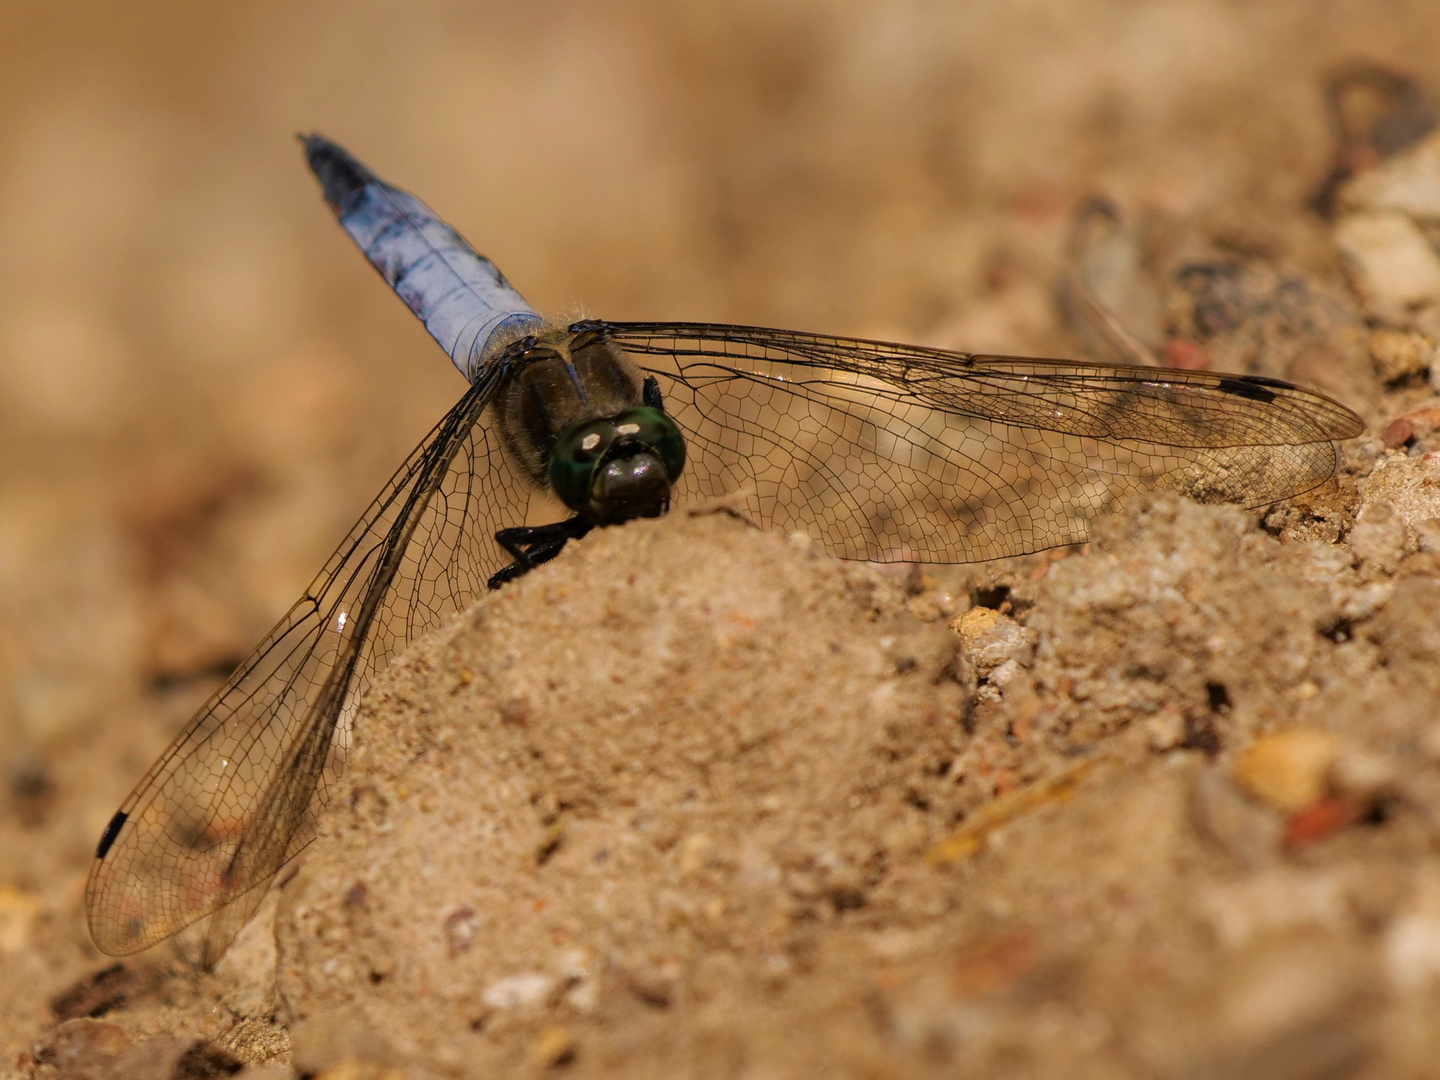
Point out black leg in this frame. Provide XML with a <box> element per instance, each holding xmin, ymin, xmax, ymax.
<box><xmin>487</xmin><ymin>517</ymin><xmax>594</xmax><ymax>589</ymax></box>
<box><xmin>642</xmin><ymin>375</ymin><xmax>665</xmax><ymax>410</ymax></box>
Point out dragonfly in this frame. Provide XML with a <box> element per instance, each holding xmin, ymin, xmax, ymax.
<box><xmin>85</xmin><ymin>134</ymin><xmax>1364</xmax><ymax>967</ymax></box>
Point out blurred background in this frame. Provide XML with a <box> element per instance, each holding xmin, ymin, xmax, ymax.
<box><xmin>2</xmin><ymin>0</ymin><xmax>1439</xmax><ymax>1058</ymax></box>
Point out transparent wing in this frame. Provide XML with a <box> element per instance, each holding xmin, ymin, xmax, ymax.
<box><xmin>607</xmin><ymin>321</ymin><xmax>1364</xmax><ymax>563</ymax></box>
<box><xmin>85</xmin><ymin>367</ymin><xmax>536</xmax><ymax>962</ymax></box>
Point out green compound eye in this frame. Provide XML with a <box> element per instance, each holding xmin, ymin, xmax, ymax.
<box><xmin>609</xmin><ymin>407</ymin><xmax>686</xmax><ymax>481</ymax></box>
<box><xmin>547</xmin><ymin>407</ymin><xmax>687</xmax><ymax>517</ymax></box>
<box><xmin>548</xmin><ymin>419</ymin><xmax>618</xmax><ymax>513</ymax></box>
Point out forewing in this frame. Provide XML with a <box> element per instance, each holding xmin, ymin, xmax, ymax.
<box><xmin>85</xmin><ymin>369</ymin><xmax>533</xmax><ymax>959</ymax></box>
<box><xmin>608</xmin><ymin>322</ymin><xmax>1363</xmax><ymax>564</ymax></box>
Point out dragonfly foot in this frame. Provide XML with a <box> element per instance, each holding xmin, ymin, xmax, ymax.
<box><xmin>488</xmin><ymin>518</ymin><xmax>595</xmax><ymax>589</ymax></box>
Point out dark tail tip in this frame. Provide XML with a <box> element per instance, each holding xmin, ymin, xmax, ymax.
<box><xmin>298</xmin><ymin>132</ymin><xmax>376</xmax><ymax>212</ymax></box>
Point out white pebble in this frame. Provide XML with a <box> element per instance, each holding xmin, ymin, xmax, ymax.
<box><xmin>1383</xmin><ymin>914</ymin><xmax>1440</xmax><ymax>991</ymax></box>
<box><xmin>482</xmin><ymin>971</ymin><xmax>556</xmax><ymax>1009</ymax></box>
<box><xmin>1335</xmin><ymin>210</ymin><xmax>1440</xmax><ymax>318</ymax></box>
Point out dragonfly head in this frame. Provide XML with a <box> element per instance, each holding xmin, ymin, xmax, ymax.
<box><xmin>549</xmin><ymin>407</ymin><xmax>686</xmax><ymax>524</ymax></box>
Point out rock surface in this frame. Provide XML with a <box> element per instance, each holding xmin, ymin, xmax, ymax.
<box><xmin>274</xmin><ymin>510</ymin><xmax>970</xmax><ymax>1075</ymax></box>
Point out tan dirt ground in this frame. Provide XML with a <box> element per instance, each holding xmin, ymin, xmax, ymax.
<box><xmin>6</xmin><ymin>2</ymin><xmax>1440</xmax><ymax>1078</ymax></box>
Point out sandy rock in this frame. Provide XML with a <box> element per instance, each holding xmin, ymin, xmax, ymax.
<box><xmin>27</xmin><ymin>1019</ymin><xmax>131</xmax><ymax>1080</ymax></box>
<box><xmin>1190</xmin><ymin>767</ymin><xmax>1283</xmax><ymax>867</ymax></box>
<box><xmin>213</xmin><ymin>1019</ymin><xmax>290</xmax><ymax>1072</ymax></box>
<box><xmin>1381</xmin><ymin>399</ymin><xmax>1440</xmax><ymax>451</ymax></box>
<box><xmin>156</xmin><ymin>491</ymin><xmax>1440</xmax><ymax>1078</ymax></box>
<box><xmin>1163</xmin><ymin>260</ymin><xmax>1367</xmax><ymax>388</ymax></box>
<box><xmin>1233</xmin><ymin>729</ymin><xmax>1339</xmax><ymax>814</ymax></box>
<box><xmin>1369</xmin><ymin>327</ymin><xmax>1435</xmax><ymax>383</ymax></box>
<box><xmin>1337</xmin><ymin>127</ymin><xmax>1440</xmax><ymax>223</ymax></box>
<box><xmin>214</xmin><ymin>893</ymin><xmax>282</xmax><ymax>1022</ymax></box>
<box><xmin>1347</xmin><ymin>497</ymin><xmax>1410</xmax><ymax>574</ymax></box>
<box><xmin>1358</xmin><ymin>451</ymin><xmax>1440</xmax><ymax>534</ymax></box>
<box><xmin>1380</xmin><ymin>868</ymin><xmax>1440</xmax><ymax>994</ymax></box>
<box><xmin>1260</xmin><ymin>475</ymin><xmax>1362</xmax><ymax>548</ymax></box>
<box><xmin>26</xmin><ymin>1021</ymin><xmax>242</xmax><ymax>1080</ymax></box>
<box><xmin>949</xmin><ymin>607</ymin><xmax>1036</xmax><ymax>674</ymax></box>
<box><xmin>1383</xmin><ymin>913</ymin><xmax>1440</xmax><ymax>991</ymax></box>
<box><xmin>1327</xmin><ymin>749</ymin><xmax>1399</xmax><ymax>805</ymax></box>
<box><xmin>1027</xmin><ymin>493</ymin><xmax>1368</xmax><ymax>745</ymax></box>
<box><xmin>528</xmin><ymin>1025</ymin><xmax>575</xmax><ymax>1068</ymax></box>
<box><xmin>48</xmin><ymin>964</ymin><xmax>143</xmax><ymax>1024</ymax></box>
<box><xmin>288</xmin><ymin>1011</ymin><xmax>406</xmax><ymax>1079</ymax></box>
<box><xmin>1334</xmin><ymin>210</ymin><xmax>1440</xmax><ymax>321</ymax></box>
<box><xmin>1197</xmin><ymin>869</ymin><xmax>1351</xmax><ymax>949</ymax></box>
<box><xmin>0</xmin><ymin>885</ymin><xmax>43</xmax><ymax>954</ymax></box>
<box><xmin>1348</xmin><ymin>452</ymin><xmax>1440</xmax><ymax>576</ymax></box>
<box><xmin>274</xmin><ymin>511</ymin><xmax>968</xmax><ymax>1076</ymax></box>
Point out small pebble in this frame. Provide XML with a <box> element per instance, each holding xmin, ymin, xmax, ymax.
<box><xmin>1370</xmin><ymin>327</ymin><xmax>1434</xmax><ymax>383</ymax></box>
<box><xmin>1334</xmin><ymin>210</ymin><xmax>1440</xmax><ymax>318</ymax></box>
<box><xmin>1383</xmin><ymin>913</ymin><xmax>1440</xmax><ymax>991</ymax></box>
<box><xmin>0</xmin><ymin>886</ymin><xmax>42</xmax><ymax>954</ymax></box>
<box><xmin>1283</xmin><ymin>798</ymin><xmax>1359</xmax><ymax>850</ymax></box>
<box><xmin>1384</xmin><ymin>417</ymin><xmax>1417</xmax><ymax>448</ymax></box>
<box><xmin>443</xmin><ymin>906</ymin><xmax>477</xmax><ymax>957</ymax></box>
<box><xmin>1328</xmin><ymin>750</ymin><xmax>1398</xmax><ymax>804</ymax></box>
<box><xmin>986</xmin><ymin>658</ymin><xmax>1025</xmax><ymax>689</ymax></box>
<box><xmin>1144</xmin><ymin>708</ymin><xmax>1187</xmax><ymax>752</ymax></box>
<box><xmin>529</xmin><ymin>1025</ymin><xmax>575</xmax><ymax>1068</ymax></box>
<box><xmin>29</xmin><ymin>1019</ymin><xmax>131</xmax><ymax>1072</ymax></box>
<box><xmin>1383</xmin><ymin>400</ymin><xmax>1440</xmax><ymax>449</ymax></box>
<box><xmin>1338</xmin><ymin>128</ymin><xmax>1440</xmax><ymax>222</ymax></box>
<box><xmin>1198</xmin><ymin>869</ymin><xmax>1349</xmax><ymax>948</ymax></box>
<box><xmin>1164</xmin><ymin>337</ymin><xmax>1212</xmax><ymax>370</ymax></box>
<box><xmin>482</xmin><ymin>972</ymin><xmax>556</xmax><ymax>1010</ymax></box>
<box><xmin>1233</xmin><ymin>729</ymin><xmax>1339</xmax><ymax>813</ymax></box>
<box><xmin>949</xmin><ymin>608</ymin><xmax>1035</xmax><ymax>673</ymax></box>
<box><xmin>950</xmin><ymin>606</ymin><xmax>999</xmax><ymax>647</ymax></box>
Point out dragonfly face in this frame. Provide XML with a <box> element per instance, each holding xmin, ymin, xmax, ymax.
<box><xmin>490</xmin><ymin>325</ymin><xmax>686</xmax><ymax>525</ymax></box>
<box><xmin>547</xmin><ymin>403</ymin><xmax>686</xmax><ymax>523</ymax></box>
<box><xmin>82</xmin><ymin>134</ymin><xmax>1365</xmax><ymax>969</ymax></box>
